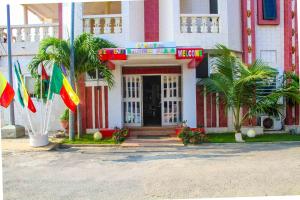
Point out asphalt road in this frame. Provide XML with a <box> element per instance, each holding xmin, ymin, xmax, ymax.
<box><xmin>3</xmin><ymin>142</ymin><xmax>300</xmax><ymax>200</ymax></box>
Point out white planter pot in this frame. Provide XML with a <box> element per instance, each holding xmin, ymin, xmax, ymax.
<box><xmin>29</xmin><ymin>134</ymin><xmax>49</xmax><ymax>147</ymax></box>
<box><xmin>235</xmin><ymin>133</ymin><xmax>245</xmax><ymax>143</ymax></box>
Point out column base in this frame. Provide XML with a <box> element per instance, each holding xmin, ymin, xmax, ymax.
<box><xmin>1</xmin><ymin>125</ymin><xmax>25</xmax><ymax>138</ymax></box>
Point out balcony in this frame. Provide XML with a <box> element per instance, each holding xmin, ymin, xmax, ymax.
<box><xmin>83</xmin><ymin>2</ymin><xmax>122</xmax><ymax>35</ymax></box>
<box><xmin>180</xmin><ymin>14</ymin><xmax>219</xmax><ymax>33</ymax></box>
<box><xmin>0</xmin><ymin>23</ymin><xmax>59</xmax><ymax>43</ymax></box>
<box><xmin>83</xmin><ymin>14</ymin><xmax>122</xmax><ymax>35</ymax></box>
<box><xmin>0</xmin><ymin>3</ymin><xmax>60</xmax><ymax>56</ymax></box>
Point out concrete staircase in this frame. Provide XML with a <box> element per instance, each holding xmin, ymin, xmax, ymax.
<box><xmin>122</xmin><ymin>126</ymin><xmax>182</xmax><ymax>147</ymax></box>
<box><xmin>129</xmin><ymin>126</ymin><xmax>176</xmax><ymax>137</ymax></box>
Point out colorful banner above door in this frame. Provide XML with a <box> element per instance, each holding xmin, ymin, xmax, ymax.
<box><xmin>98</xmin><ymin>46</ymin><xmax>205</xmax><ymax>61</ymax></box>
<box><xmin>126</xmin><ymin>48</ymin><xmax>176</xmax><ymax>55</ymax></box>
<box><xmin>99</xmin><ymin>48</ymin><xmax>127</xmax><ymax>61</ymax></box>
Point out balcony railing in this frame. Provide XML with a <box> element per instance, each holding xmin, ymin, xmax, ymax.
<box><xmin>180</xmin><ymin>14</ymin><xmax>220</xmax><ymax>33</ymax></box>
<box><xmin>83</xmin><ymin>14</ymin><xmax>122</xmax><ymax>35</ymax></box>
<box><xmin>0</xmin><ymin>23</ymin><xmax>59</xmax><ymax>43</ymax></box>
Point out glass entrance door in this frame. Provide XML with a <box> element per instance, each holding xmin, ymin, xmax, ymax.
<box><xmin>122</xmin><ymin>74</ymin><xmax>182</xmax><ymax>127</ymax></box>
<box><xmin>123</xmin><ymin>75</ymin><xmax>142</xmax><ymax>126</ymax></box>
<box><xmin>161</xmin><ymin>75</ymin><xmax>182</xmax><ymax>126</ymax></box>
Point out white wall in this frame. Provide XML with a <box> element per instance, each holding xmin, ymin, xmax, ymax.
<box><xmin>128</xmin><ymin>0</ymin><xmax>144</xmax><ymax>42</ymax></box>
<box><xmin>255</xmin><ymin>0</ymin><xmax>284</xmax><ymax>74</ymax></box>
<box><xmin>182</xmin><ymin>64</ymin><xmax>197</xmax><ymax>127</ymax></box>
<box><xmin>0</xmin><ymin>55</ymin><xmax>65</xmax><ymax>132</ymax></box>
<box><xmin>107</xmin><ymin>65</ymin><xmax>123</xmax><ymax>128</ymax></box>
<box><xmin>159</xmin><ymin>0</ymin><xmax>175</xmax><ymax>42</ymax></box>
<box><xmin>62</xmin><ymin>2</ymin><xmax>83</xmax><ymax>39</ymax></box>
<box><xmin>227</xmin><ymin>0</ymin><xmax>242</xmax><ymax>52</ymax></box>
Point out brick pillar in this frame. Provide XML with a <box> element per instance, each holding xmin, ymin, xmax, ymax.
<box><xmin>144</xmin><ymin>0</ymin><xmax>159</xmax><ymax>42</ymax></box>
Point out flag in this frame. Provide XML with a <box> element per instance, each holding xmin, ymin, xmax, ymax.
<box><xmin>14</xmin><ymin>62</ymin><xmax>36</xmax><ymax>113</ymax></box>
<box><xmin>41</xmin><ymin>63</ymin><xmax>49</xmax><ymax>80</ymax></box>
<box><xmin>50</xmin><ymin>64</ymin><xmax>79</xmax><ymax>112</ymax></box>
<box><xmin>41</xmin><ymin>63</ymin><xmax>50</xmax><ymax>97</ymax></box>
<box><xmin>0</xmin><ymin>72</ymin><xmax>15</xmax><ymax>108</ymax></box>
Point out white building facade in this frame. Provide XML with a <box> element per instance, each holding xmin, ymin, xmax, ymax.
<box><xmin>0</xmin><ymin>0</ymin><xmax>299</xmax><ymax>133</ymax></box>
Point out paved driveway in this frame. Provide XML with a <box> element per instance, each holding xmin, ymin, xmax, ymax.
<box><xmin>3</xmin><ymin>142</ymin><xmax>300</xmax><ymax>200</ymax></box>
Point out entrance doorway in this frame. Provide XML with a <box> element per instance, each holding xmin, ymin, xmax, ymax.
<box><xmin>143</xmin><ymin>76</ymin><xmax>161</xmax><ymax>126</ymax></box>
<box><xmin>122</xmin><ymin>72</ymin><xmax>182</xmax><ymax>127</ymax></box>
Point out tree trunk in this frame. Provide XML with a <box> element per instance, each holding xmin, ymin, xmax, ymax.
<box><xmin>234</xmin><ymin>108</ymin><xmax>244</xmax><ymax>142</ymax></box>
<box><xmin>75</xmin><ymin>81</ymin><xmax>82</xmax><ymax>138</ymax></box>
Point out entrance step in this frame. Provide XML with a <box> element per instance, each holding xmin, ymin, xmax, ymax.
<box><xmin>129</xmin><ymin>126</ymin><xmax>176</xmax><ymax>137</ymax></box>
<box><xmin>121</xmin><ymin>137</ymin><xmax>183</xmax><ymax>147</ymax></box>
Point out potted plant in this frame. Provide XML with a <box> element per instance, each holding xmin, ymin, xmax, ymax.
<box><xmin>60</xmin><ymin>109</ymin><xmax>69</xmax><ymax>134</ymax></box>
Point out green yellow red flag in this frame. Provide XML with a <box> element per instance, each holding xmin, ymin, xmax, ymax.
<box><xmin>0</xmin><ymin>72</ymin><xmax>15</xmax><ymax>108</ymax></box>
<box><xmin>50</xmin><ymin>64</ymin><xmax>79</xmax><ymax>112</ymax></box>
<box><xmin>14</xmin><ymin>62</ymin><xmax>36</xmax><ymax>113</ymax></box>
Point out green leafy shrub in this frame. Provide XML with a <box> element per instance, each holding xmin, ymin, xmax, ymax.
<box><xmin>178</xmin><ymin>127</ymin><xmax>207</xmax><ymax>145</ymax></box>
<box><xmin>60</xmin><ymin>109</ymin><xmax>69</xmax><ymax>121</ymax></box>
<box><xmin>113</xmin><ymin>128</ymin><xmax>128</xmax><ymax>144</ymax></box>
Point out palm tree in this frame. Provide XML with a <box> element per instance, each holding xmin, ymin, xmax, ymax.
<box><xmin>29</xmin><ymin>33</ymin><xmax>116</xmax><ymax>138</ymax></box>
<box><xmin>202</xmin><ymin>45</ymin><xmax>300</xmax><ymax>142</ymax></box>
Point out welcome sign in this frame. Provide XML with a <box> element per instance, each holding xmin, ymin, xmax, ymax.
<box><xmin>176</xmin><ymin>48</ymin><xmax>204</xmax><ymax>60</ymax></box>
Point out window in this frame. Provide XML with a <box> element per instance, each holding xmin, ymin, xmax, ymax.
<box><xmin>263</xmin><ymin>0</ymin><xmax>277</xmax><ymax>20</ymax></box>
<box><xmin>86</xmin><ymin>69</ymin><xmax>104</xmax><ymax>80</ymax></box>
<box><xmin>196</xmin><ymin>54</ymin><xmax>209</xmax><ymax>78</ymax></box>
<box><xmin>209</xmin><ymin>0</ymin><xmax>218</xmax><ymax>14</ymax></box>
<box><xmin>258</xmin><ymin>0</ymin><xmax>280</xmax><ymax>25</ymax></box>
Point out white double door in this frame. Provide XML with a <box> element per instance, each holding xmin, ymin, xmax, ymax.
<box><xmin>123</xmin><ymin>74</ymin><xmax>182</xmax><ymax>126</ymax></box>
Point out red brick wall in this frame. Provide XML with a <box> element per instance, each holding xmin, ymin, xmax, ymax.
<box><xmin>196</xmin><ymin>86</ymin><xmax>228</xmax><ymax>128</ymax></box>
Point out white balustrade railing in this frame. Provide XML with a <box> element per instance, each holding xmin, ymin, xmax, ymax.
<box><xmin>0</xmin><ymin>23</ymin><xmax>59</xmax><ymax>43</ymax></box>
<box><xmin>180</xmin><ymin>14</ymin><xmax>220</xmax><ymax>33</ymax></box>
<box><xmin>83</xmin><ymin>14</ymin><xmax>122</xmax><ymax>35</ymax></box>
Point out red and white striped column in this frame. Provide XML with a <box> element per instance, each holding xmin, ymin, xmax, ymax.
<box><xmin>241</xmin><ymin>0</ymin><xmax>256</xmax><ymax>126</ymax></box>
<box><xmin>284</xmin><ymin>0</ymin><xmax>299</xmax><ymax>125</ymax></box>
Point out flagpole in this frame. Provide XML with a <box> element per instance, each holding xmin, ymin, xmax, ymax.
<box><xmin>0</xmin><ymin>108</ymin><xmax>4</xmax><ymax>200</ymax></box>
<box><xmin>43</xmin><ymin>64</ymin><xmax>54</xmax><ymax>135</ymax></box>
<box><xmin>40</xmin><ymin>63</ymin><xmax>43</xmax><ymax>135</ymax></box>
<box><xmin>69</xmin><ymin>2</ymin><xmax>76</xmax><ymax>141</ymax></box>
<box><xmin>6</xmin><ymin>4</ymin><xmax>15</xmax><ymax>125</ymax></box>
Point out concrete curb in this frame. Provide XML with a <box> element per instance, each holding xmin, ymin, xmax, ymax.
<box><xmin>59</xmin><ymin>143</ymin><xmax>121</xmax><ymax>148</ymax></box>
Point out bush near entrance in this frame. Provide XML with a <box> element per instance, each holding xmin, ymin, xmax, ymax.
<box><xmin>178</xmin><ymin>127</ymin><xmax>208</xmax><ymax>145</ymax></box>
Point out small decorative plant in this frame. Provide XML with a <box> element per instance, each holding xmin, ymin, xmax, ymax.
<box><xmin>60</xmin><ymin>109</ymin><xmax>69</xmax><ymax>121</ymax></box>
<box><xmin>178</xmin><ymin>127</ymin><xmax>207</xmax><ymax>145</ymax></box>
<box><xmin>113</xmin><ymin>127</ymin><xmax>128</xmax><ymax>144</ymax></box>
<box><xmin>60</xmin><ymin>109</ymin><xmax>69</xmax><ymax>133</ymax></box>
